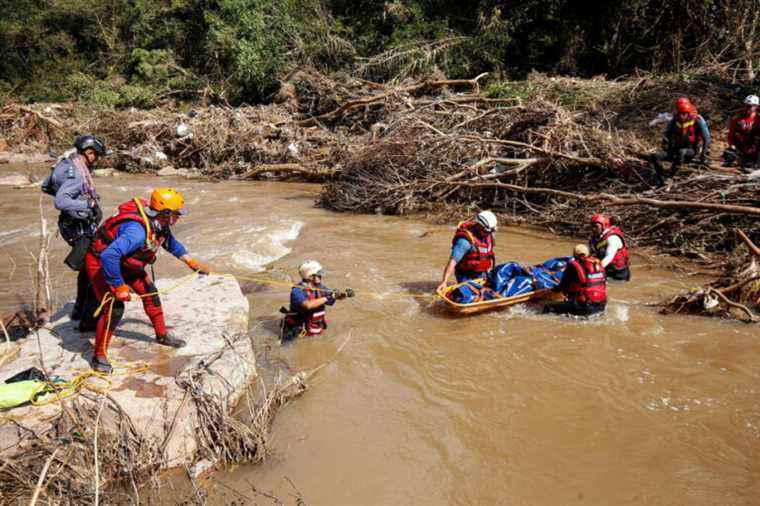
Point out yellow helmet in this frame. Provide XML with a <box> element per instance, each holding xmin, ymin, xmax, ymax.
<box><xmin>149</xmin><ymin>188</ymin><xmax>186</xmax><ymax>215</ymax></box>
<box><xmin>574</xmin><ymin>244</ymin><xmax>590</xmax><ymax>257</ymax></box>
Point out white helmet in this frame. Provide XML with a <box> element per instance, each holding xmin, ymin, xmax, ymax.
<box><xmin>744</xmin><ymin>95</ymin><xmax>759</xmax><ymax>106</ymax></box>
<box><xmin>298</xmin><ymin>260</ymin><xmax>324</xmax><ymax>279</ymax></box>
<box><xmin>474</xmin><ymin>210</ymin><xmax>498</xmax><ymax>232</ymax></box>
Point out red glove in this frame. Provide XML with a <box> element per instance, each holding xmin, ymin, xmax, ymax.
<box><xmin>185</xmin><ymin>258</ymin><xmax>210</xmax><ymax>275</ymax></box>
<box><xmin>113</xmin><ymin>284</ymin><xmax>131</xmax><ymax>302</ymax></box>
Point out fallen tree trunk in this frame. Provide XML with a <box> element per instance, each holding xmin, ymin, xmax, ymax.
<box><xmin>450</xmin><ymin>181</ymin><xmax>760</xmax><ymax>216</ymax></box>
<box><xmin>235</xmin><ymin>163</ymin><xmax>335</xmax><ymax>181</ymax></box>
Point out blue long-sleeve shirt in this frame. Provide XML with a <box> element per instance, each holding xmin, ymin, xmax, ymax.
<box><xmin>101</xmin><ymin>221</ymin><xmax>187</xmax><ymax>287</ymax></box>
<box><xmin>289</xmin><ymin>283</ymin><xmax>335</xmax><ymax>313</ymax></box>
<box><xmin>451</xmin><ymin>238</ymin><xmax>474</xmax><ymax>262</ymax></box>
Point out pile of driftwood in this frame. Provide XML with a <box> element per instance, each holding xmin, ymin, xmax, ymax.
<box><xmin>319</xmin><ymin>78</ymin><xmax>757</xmax><ymax>260</ymax></box>
<box><xmin>664</xmin><ymin>230</ymin><xmax>760</xmax><ymax>322</ymax></box>
<box><xmin>1</xmin><ymin>69</ymin><xmax>757</xmax><ymax>319</ymax></box>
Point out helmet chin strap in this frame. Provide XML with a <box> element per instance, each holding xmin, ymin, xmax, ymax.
<box><xmin>152</xmin><ymin>219</ymin><xmax>163</xmax><ymax>233</ymax></box>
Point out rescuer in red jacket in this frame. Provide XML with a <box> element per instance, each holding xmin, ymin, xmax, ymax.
<box><xmin>543</xmin><ymin>244</ymin><xmax>607</xmax><ymax>317</ymax></box>
<box><xmin>723</xmin><ymin>95</ymin><xmax>759</xmax><ymax>171</ymax></box>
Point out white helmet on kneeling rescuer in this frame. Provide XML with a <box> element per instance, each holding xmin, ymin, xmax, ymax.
<box><xmin>299</xmin><ymin>260</ymin><xmax>324</xmax><ymax>279</ymax></box>
<box><xmin>475</xmin><ymin>210</ymin><xmax>498</xmax><ymax>232</ymax></box>
<box><xmin>744</xmin><ymin>95</ymin><xmax>759</xmax><ymax>106</ymax></box>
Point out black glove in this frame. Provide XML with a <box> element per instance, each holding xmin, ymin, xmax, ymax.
<box><xmin>325</xmin><ymin>292</ymin><xmax>336</xmax><ymax>305</ymax></box>
<box><xmin>345</xmin><ymin>288</ymin><xmax>355</xmax><ymax>298</ymax></box>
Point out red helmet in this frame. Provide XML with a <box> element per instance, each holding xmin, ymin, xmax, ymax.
<box><xmin>591</xmin><ymin>214</ymin><xmax>609</xmax><ymax>228</ymax></box>
<box><xmin>675</xmin><ymin>97</ymin><xmax>692</xmax><ymax>113</ymax></box>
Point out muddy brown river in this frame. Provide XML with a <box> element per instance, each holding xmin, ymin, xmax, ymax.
<box><xmin>1</xmin><ymin>166</ymin><xmax>759</xmax><ymax>505</ymax></box>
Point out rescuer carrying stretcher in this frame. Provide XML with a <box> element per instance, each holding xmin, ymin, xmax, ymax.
<box><xmin>280</xmin><ymin>260</ymin><xmax>354</xmax><ymax>341</ymax></box>
<box><xmin>436</xmin><ymin>210</ymin><xmax>498</xmax><ymax>293</ymax></box>
<box><xmin>588</xmin><ymin>214</ymin><xmax>631</xmax><ymax>281</ymax></box>
<box><xmin>543</xmin><ymin>244</ymin><xmax>607</xmax><ymax>317</ymax></box>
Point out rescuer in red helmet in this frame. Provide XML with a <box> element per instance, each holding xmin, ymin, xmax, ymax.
<box><xmin>649</xmin><ymin>97</ymin><xmax>712</xmax><ymax>185</ymax></box>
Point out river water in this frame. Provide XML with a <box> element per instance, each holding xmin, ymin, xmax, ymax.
<box><xmin>1</xmin><ymin>167</ymin><xmax>759</xmax><ymax>505</ymax></box>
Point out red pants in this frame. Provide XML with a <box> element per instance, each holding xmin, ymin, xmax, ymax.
<box><xmin>84</xmin><ymin>252</ymin><xmax>167</xmax><ymax>359</ymax></box>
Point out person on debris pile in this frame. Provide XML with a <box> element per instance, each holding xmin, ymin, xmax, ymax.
<box><xmin>588</xmin><ymin>214</ymin><xmax>630</xmax><ymax>281</ymax></box>
<box><xmin>280</xmin><ymin>260</ymin><xmax>353</xmax><ymax>341</ymax></box>
<box><xmin>723</xmin><ymin>95</ymin><xmax>759</xmax><ymax>171</ymax></box>
<box><xmin>41</xmin><ymin>135</ymin><xmax>111</xmax><ymax>331</ymax></box>
<box><xmin>649</xmin><ymin>97</ymin><xmax>712</xmax><ymax>185</ymax></box>
<box><xmin>543</xmin><ymin>244</ymin><xmax>607</xmax><ymax>317</ymax></box>
<box><xmin>436</xmin><ymin>210</ymin><xmax>498</xmax><ymax>293</ymax></box>
<box><xmin>84</xmin><ymin>188</ymin><xmax>210</xmax><ymax>373</ymax></box>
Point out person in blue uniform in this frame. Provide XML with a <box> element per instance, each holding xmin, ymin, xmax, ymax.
<box><xmin>41</xmin><ymin>135</ymin><xmax>111</xmax><ymax>330</ymax></box>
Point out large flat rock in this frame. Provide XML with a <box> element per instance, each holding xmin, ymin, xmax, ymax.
<box><xmin>0</xmin><ymin>274</ymin><xmax>253</xmax><ymax>466</ymax></box>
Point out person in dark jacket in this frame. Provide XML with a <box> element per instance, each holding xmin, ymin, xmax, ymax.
<box><xmin>41</xmin><ymin>135</ymin><xmax>111</xmax><ymax>330</ymax></box>
<box><xmin>649</xmin><ymin>97</ymin><xmax>712</xmax><ymax>185</ymax></box>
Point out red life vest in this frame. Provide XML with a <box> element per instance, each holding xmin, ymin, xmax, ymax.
<box><xmin>590</xmin><ymin>226</ymin><xmax>629</xmax><ymax>271</ymax></box>
<box><xmin>566</xmin><ymin>257</ymin><xmax>607</xmax><ymax>304</ymax></box>
<box><xmin>452</xmin><ymin>221</ymin><xmax>495</xmax><ymax>276</ymax></box>
<box><xmin>728</xmin><ymin>113</ymin><xmax>758</xmax><ymax>154</ymax></box>
<box><xmin>90</xmin><ymin>198</ymin><xmax>165</xmax><ymax>271</ymax></box>
<box><xmin>672</xmin><ymin>114</ymin><xmax>702</xmax><ymax>149</ymax></box>
<box><xmin>285</xmin><ymin>283</ymin><xmax>328</xmax><ymax>337</ymax></box>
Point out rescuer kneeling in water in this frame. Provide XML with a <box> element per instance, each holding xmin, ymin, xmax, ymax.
<box><xmin>436</xmin><ymin>210</ymin><xmax>497</xmax><ymax>293</ymax></box>
<box><xmin>280</xmin><ymin>260</ymin><xmax>353</xmax><ymax>341</ymax></box>
<box><xmin>543</xmin><ymin>244</ymin><xmax>607</xmax><ymax>317</ymax></box>
<box><xmin>588</xmin><ymin>214</ymin><xmax>630</xmax><ymax>281</ymax></box>
<box><xmin>84</xmin><ymin>188</ymin><xmax>210</xmax><ymax>373</ymax></box>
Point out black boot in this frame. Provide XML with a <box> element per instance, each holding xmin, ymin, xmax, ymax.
<box><xmin>91</xmin><ymin>356</ymin><xmax>113</xmax><ymax>374</ymax></box>
<box><xmin>156</xmin><ymin>332</ymin><xmax>187</xmax><ymax>348</ymax></box>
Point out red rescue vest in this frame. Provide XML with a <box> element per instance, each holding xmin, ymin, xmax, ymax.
<box><xmin>285</xmin><ymin>283</ymin><xmax>328</xmax><ymax>337</ymax></box>
<box><xmin>566</xmin><ymin>257</ymin><xmax>607</xmax><ymax>305</ymax></box>
<box><xmin>590</xmin><ymin>226</ymin><xmax>629</xmax><ymax>271</ymax></box>
<box><xmin>90</xmin><ymin>198</ymin><xmax>165</xmax><ymax>271</ymax></box>
<box><xmin>729</xmin><ymin>113</ymin><xmax>758</xmax><ymax>154</ymax></box>
<box><xmin>452</xmin><ymin>221</ymin><xmax>495</xmax><ymax>275</ymax></box>
<box><xmin>673</xmin><ymin>114</ymin><xmax>701</xmax><ymax>149</ymax></box>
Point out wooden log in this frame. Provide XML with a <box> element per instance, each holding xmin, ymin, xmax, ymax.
<box><xmin>238</xmin><ymin>163</ymin><xmax>333</xmax><ymax>180</ymax></box>
<box><xmin>450</xmin><ymin>181</ymin><xmax>760</xmax><ymax>216</ymax></box>
<box><xmin>736</xmin><ymin>228</ymin><xmax>760</xmax><ymax>257</ymax></box>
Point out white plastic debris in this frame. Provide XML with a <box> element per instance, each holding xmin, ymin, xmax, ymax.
<box><xmin>176</xmin><ymin>123</ymin><xmax>191</xmax><ymax>137</ymax></box>
<box><xmin>153</xmin><ymin>150</ymin><xmax>168</xmax><ymax>161</ymax></box>
<box><xmin>703</xmin><ymin>293</ymin><xmax>719</xmax><ymax>310</ymax></box>
<box><xmin>649</xmin><ymin>112</ymin><xmax>673</xmax><ymax>127</ymax></box>
<box><xmin>287</xmin><ymin>142</ymin><xmax>299</xmax><ymax>156</ymax></box>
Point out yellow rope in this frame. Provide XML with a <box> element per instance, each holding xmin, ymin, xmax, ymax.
<box><xmin>222</xmin><ymin>273</ymin><xmax>439</xmax><ymax>300</ymax></box>
<box><xmin>26</xmin><ymin>269</ymin><xmax>439</xmax><ymax>409</ymax></box>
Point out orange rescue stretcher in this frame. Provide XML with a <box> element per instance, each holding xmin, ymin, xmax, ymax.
<box><xmin>436</xmin><ymin>278</ymin><xmax>560</xmax><ymax>315</ymax></box>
